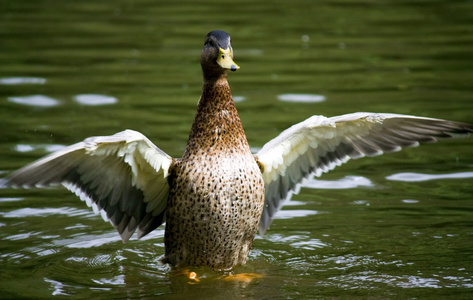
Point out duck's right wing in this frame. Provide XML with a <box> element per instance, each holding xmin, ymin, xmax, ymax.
<box><xmin>255</xmin><ymin>113</ymin><xmax>473</xmax><ymax>234</ymax></box>
<box><xmin>7</xmin><ymin>129</ymin><xmax>173</xmax><ymax>242</ymax></box>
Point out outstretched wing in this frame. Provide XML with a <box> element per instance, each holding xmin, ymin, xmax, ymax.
<box><xmin>7</xmin><ymin>129</ymin><xmax>173</xmax><ymax>242</ymax></box>
<box><xmin>255</xmin><ymin>112</ymin><xmax>473</xmax><ymax>233</ymax></box>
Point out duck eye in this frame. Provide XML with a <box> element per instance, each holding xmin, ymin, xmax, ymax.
<box><xmin>221</xmin><ymin>54</ymin><xmax>225</xmax><ymax>59</ymax></box>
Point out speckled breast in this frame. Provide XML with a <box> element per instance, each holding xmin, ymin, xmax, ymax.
<box><xmin>164</xmin><ymin>151</ymin><xmax>265</xmax><ymax>270</ymax></box>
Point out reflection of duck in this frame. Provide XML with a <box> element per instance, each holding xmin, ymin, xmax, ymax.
<box><xmin>7</xmin><ymin>30</ymin><xmax>473</xmax><ymax>271</ymax></box>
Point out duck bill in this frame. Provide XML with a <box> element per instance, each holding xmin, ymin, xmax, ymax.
<box><xmin>217</xmin><ymin>47</ymin><xmax>240</xmax><ymax>71</ymax></box>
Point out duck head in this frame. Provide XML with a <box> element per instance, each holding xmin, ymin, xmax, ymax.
<box><xmin>201</xmin><ymin>30</ymin><xmax>240</xmax><ymax>83</ymax></box>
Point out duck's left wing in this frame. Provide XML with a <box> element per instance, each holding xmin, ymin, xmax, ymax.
<box><xmin>7</xmin><ymin>129</ymin><xmax>172</xmax><ymax>242</ymax></box>
<box><xmin>255</xmin><ymin>113</ymin><xmax>473</xmax><ymax>234</ymax></box>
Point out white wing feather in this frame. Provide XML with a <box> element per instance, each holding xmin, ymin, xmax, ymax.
<box><xmin>256</xmin><ymin>112</ymin><xmax>472</xmax><ymax>233</ymax></box>
<box><xmin>8</xmin><ymin>129</ymin><xmax>173</xmax><ymax>242</ymax></box>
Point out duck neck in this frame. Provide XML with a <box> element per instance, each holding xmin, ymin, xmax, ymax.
<box><xmin>183</xmin><ymin>79</ymin><xmax>250</xmax><ymax>157</ymax></box>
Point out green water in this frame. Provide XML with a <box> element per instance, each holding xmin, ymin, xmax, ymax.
<box><xmin>1</xmin><ymin>0</ymin><xmax>473</xmax><ymax>298</ymax></box>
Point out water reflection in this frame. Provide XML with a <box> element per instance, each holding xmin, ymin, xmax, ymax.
<box><xmin>14</xmin><ymin>144</ymin><xmax>65</xmax><ymax>153</ymax></box>
<box><xmin>273</xmin><ymin>209</ymin><xmax>320</xmax><ymax>220</ymax></box>
<box><xmin>277</xmin><ymin>94</ymin><xmax>325</xmax><ymax>103</ymax></box>
<box><xmin>4</xmin><ymin>231</ymin><xmax>42</xmax><ymax>241</ymax></box>
<box><xmin>387</xmin><ymin>171</ymin><xmax>473</xmax><ymax>182</ymax></box>
<box><xmin>73</xmin><ymin>94</ymin><xmax>118</xmax><ymax>106</ymax></box>
<box><xmin>60</xmin><ymin>233</ymin><xmax>123</xmax><ymax>248</ymax></box>
<box><xmin>329</xmin><ymin>272</ymin><xmax>473</xmax><ymax>289</ymax></box>
<box><xmin>0</xmin><ymin>197</ymin><xmax>23</xmax><ymax>202</ymax></box>
<box><xmin>232</xmin><ymin>96</ymin><xmax>245</xmax><ymax>102</ymax></box>
<box><xmin>92</xmin><ymin>275</ymin><xmax>125</xmax><ymax>287</ymax></box>
<box><xmin>263</xmin><ymin>233</ymin><xmax>327</xmax><ymax>249</ymax></box>
<box><xmin>0</xmin><ymin>77</ymin><xmax>47</xmax><ymax>85</ymax></box>
<box><xmin>44</xmin><ymin>278</ymin><xmax>71</xmax><ymax>296</ymax></box>
<box><xmin>401</xmin><ymin>199</ymin><xmax>419</xmax><ymax>204</ymax></box>
<box><xmin>302</xmin><ymin>175</ymin><xmax>374</xmax><ymax>189</ymax></box>
<box><xmin>1</xmin><ymin>207</ymin><xmax>89</xmax><ymax>218</ymax></box>
<box><xmin>8</xmin><ymin>95</ymin><xmax>61</xmax><ymax>107</ymax></box>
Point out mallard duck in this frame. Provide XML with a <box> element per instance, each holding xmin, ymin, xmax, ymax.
<box><xmin>7</xmin><ymin>30</ymin><xmax>473</xmax><ymax>271</ymax></box>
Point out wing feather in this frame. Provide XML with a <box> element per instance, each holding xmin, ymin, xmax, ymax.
<box><xmin>7</xmin><ymin>129</ymin><xmax>173</xmax><ymax>242</ymax></box>
<box><xmin>256</xmin><ymin>113</ymin><xmax>473</xmax><ymax>233</ymax></box>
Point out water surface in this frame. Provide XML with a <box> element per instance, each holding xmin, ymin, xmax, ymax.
<box><xmin>1</xmin><ymin>0</ymin><xmax>473</xmax><ymax>298</ymax></box>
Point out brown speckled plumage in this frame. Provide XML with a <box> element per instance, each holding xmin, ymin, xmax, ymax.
<box><xmin>164</xmin><ymin>52</ymin><xmax>265</xmax><ymax>271</ymax></box>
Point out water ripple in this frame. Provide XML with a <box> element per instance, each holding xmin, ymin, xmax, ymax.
<box><xmin>263</xmin><ymin>233</ymin><xmax>328</xmax><ymax>249</ymax></box>
<box><xmin>44</xmin><ymin>278</ymin><xmax>70</xmax><ymax>296</ymax></box>
<box><xmin>386</xmin><ymin>171</ymin><xmax>473</xmax><ymax>182</ymax></box>
<box><xmin>14</xmin><ymin>144</ymin><xmax>65</xmax><ymax>153</ymax></box>
<box><xmin>4</xmin><ymin>231</ymin><xmax>41</xmax><ymax>241</ymax></box>
<box><xmin>277</xmin><ymin>93</ymin><xmax>326</xmax><ymax>103</ymax></box>
<box><xmin>274</xmin><ymin>209</ymin><xmax>321</xmax><ymax>220</ymax></box>
<box><xmin>1</xmin><ymin>207</ymin><xmax>91</xmax><ymax>218</ymax></box>
<box><xmin>92</xmin><ymin>275</ymin><xmax>125</xmax><ymax>286</ymax></box>
<box><xmin>73</xmin><ymin>94</ymin><xmax>118</xmax><ymax>106</ymax></box>
<box><xmin>0</xmin><ymin>77</ymin><xmax>47</xmax><ymax>85</ymax></box>
<box><xmin>233</xmin><ymin>95</ymin><xmax>246</xmax><ymax>102</ymax></box>
<box><xmin>0</xmin><ymin>197</ymin><xmax>23</xmax><ymax>202</ymax></box>
<box><xmin>329</xmin><ymin>273</ymin><xmax>443</xmax><ymax>289</ymax></box>
<box><xmin>61</xmin><ymin>233</ymin><xmax>122</xmax><ymax>248</ymax></box>
<box><xmin>8</xmin><ymin>95</ymin><xmax>60</xmax><ymax>107</ymax></box>
<box><xmin>302</xmin><ymin>175</ymin><xmax>374</xmax><ymax>189</ymax></box>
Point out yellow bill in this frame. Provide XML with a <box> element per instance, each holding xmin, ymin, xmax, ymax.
<box><xmin>217</xmin><ymin>47</ymin><xmax>240</xmax><ymax>71</ymax></box>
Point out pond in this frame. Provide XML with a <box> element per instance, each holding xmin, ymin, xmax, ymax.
<box><xmin>1</xmin><ymin>0</ymin><xmax>473</xmax><ymax>298</ymax></box>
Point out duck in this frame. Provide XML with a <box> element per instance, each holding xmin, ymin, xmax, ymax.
<box><xmin>7</xmin><ymin>30</ymin><xmax>473</xmax><ymax>271</ymax></box>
